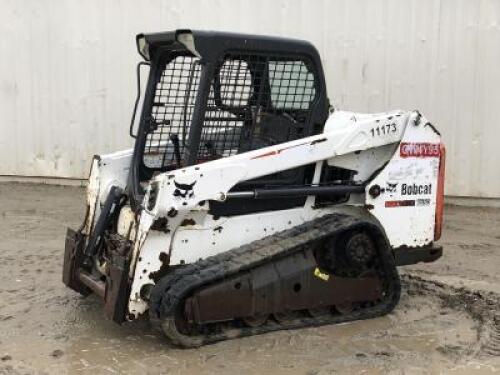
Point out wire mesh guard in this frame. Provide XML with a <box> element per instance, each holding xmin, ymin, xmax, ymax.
<box><xmin>143</xmin><ymin>53</ymin><xmax>317</xmax><ymax>169</ymax></box>
<box><xmin>143</xmin><ymin>55</ymin><xmax>201</xmax><ymax>169</ymax></box>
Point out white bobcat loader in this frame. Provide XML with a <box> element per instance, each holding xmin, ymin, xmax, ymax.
<box><xmin>63</xmin><ymin>30</ymin><xmax>445</xmax><ymax>347</ymax></box>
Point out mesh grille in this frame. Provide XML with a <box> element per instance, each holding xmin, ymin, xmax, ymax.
<box><xmin>143</xmin><ymin>55</ymin><xmax>201</xmax><ymax>169</ymax></box>
<box><xmin>198</xmin><ymin>53</ymin><xmax>317</xmax><ymax>162</ymax></box>
<box><xmin>268</xmin><ymin>60</ymin><xmax>316</xmax><ymax>109</ymax></box>
<box><xmin>197</xmin><ymin>58</ymin><xmax>252</xmax><ymax>161</ymax></box>
<box><xmin>143</xmin><ymin>52</ymin><xmax>317</xmax><ymax>169</ymax></box>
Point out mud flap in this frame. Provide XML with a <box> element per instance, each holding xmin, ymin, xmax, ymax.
<box><xmin>62</xmin><ymin>228</ymin><xmax>91</xmax><ymax>296</ymax></box>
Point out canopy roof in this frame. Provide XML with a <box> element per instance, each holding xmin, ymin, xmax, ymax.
<box><xmin>136</xmin><ymin>29</ymin><xmax>322</xmax><ymax>64</ymax></box>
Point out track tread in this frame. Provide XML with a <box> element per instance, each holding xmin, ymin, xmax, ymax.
<box><xmin>150</xmin><ymin>213</ymin><xmax>401</xmax><ymax>347</ymax></box>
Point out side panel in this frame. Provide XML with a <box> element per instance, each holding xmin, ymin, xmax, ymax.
<box><xmin>83</xmin><ymin>149</ymin><xmax>133</xmax><ymax>235</ymax></box>
<box><xmin>366</xmin><ymin>116</ymin><xmax>441</xmax><ymax>247</ymax></box>
<box><xmin>169</xmin><ymin>207</ymin><xmax>327</xmax><ymax>266</ymax></box>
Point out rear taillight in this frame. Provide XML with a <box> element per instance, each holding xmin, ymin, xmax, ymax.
<box><xmin>434</xmin><ymin>144</ymin><xmax>446</xmax><ymax>240</ymax></box>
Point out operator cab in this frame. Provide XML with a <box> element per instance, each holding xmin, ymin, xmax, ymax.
<box><xmin>129</xmin><ymin>30</ymin><xmax>330</xmax><ymax>207</ymax></box>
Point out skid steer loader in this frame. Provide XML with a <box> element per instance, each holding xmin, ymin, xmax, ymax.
<box><xmin>63</xmin><ymin>30</ymin><xmax>445</xmax><ymax>347</ymax></box>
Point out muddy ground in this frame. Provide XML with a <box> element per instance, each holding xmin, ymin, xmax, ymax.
<box><xmin>0</xmin><ymin>182</ymin><xmax>499</xmax><ymax>374</ymax></box>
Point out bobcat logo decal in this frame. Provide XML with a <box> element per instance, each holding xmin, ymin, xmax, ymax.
<box><xmin>386</xmin><ymin>182</ymin><xmax>398</xmax><ymax>193</ymax></box>
<box><xmin>173</xmin><ymin>180</ymin><xmax>196</xmax><ymax>198</ymax></box>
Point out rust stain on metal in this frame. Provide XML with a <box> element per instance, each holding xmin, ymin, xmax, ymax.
<box><xmin>159</xmin><ymin>252</ymin><xmax>169</xmax><ymax>264</ymax></box>
<box><xmin>180</xmin><ymin>218</ymin><xmax>196</xmax><ymax>227</ymax></box>
<box><xmin>149</xmin><ymin>253</ymin><xmax>170</xmax><ymax>281</ymax></box>
<box><xmin>151</xmin><ymin>217</ymin><xmax>169</xmax><ymax>232</ymax></box>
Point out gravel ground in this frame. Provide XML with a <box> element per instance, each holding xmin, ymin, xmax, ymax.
<box><xmin>0</xmin><ymin>182</ymin><xmax>499</xmax><ymax>374</ymax></box>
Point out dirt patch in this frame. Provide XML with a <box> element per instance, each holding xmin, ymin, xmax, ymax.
<box><xmin>0</xmin><ymin>183</ymin><xmax>499</xmax><ymax>374</ymax></box>
<box><xmin>402</xmin><ymin>274</ymin><xmax>500</xmax><ymax>359</ymax></box>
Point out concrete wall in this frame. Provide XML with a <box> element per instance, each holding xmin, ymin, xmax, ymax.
<box><xmin>1</xmin><ymin>0</ymin><xmax>499</xmax><ymax>198</ymax></box>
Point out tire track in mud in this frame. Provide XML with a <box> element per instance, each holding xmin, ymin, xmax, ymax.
<box><xmin>402</xmin><ymin>273</ymin><xmax>500</xmax><ymax>360</ymax></box>
<box><xmin>482</xmin><ymin>313</ymin><xmax>500</xmax><ymax>357</ymax></box>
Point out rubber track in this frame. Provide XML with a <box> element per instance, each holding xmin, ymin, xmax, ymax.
<box><xmin>149</xmin><ymin>213</ymin><xmax>401</xmax><ymax>347</ymax></box>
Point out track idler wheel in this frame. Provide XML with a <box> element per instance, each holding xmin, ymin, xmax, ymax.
<box><xmin>344</xmin><ymin>233</ymin><xmax>376</xmax><ymax>266</ymax></box>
